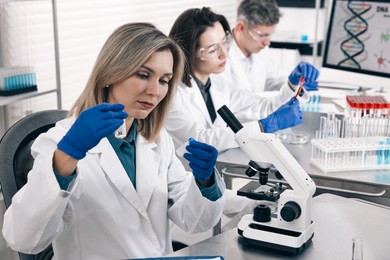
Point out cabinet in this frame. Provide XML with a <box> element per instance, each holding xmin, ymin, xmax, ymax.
<box><xmin>271</xmin><ymin>0</ymin><xmax>326</xmax><ymax>66</ymax></box>
<box><xmin>0</xmin><ymin>0</ymin><xmax>62</xmax><ymax>136</ymax></box>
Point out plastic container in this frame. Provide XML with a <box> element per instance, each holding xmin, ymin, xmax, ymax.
<box><xmin>276</xmin><ymin>130</ymin><xmax>309</xmax><ymax>144</ymax></box>
<box><xmin>311</xmin><ymin>136</ymin><xmax>390</xmax><ymax>172</ymax></box>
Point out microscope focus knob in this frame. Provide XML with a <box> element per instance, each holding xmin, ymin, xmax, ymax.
<box><xmin>280</xmin><ymin>202</ymin><xmax>301</xmax><ymax>222</ymax></box>
<box><xmin>253</xmin><ymin>204</ymin><xmax>271</xmax><ymax>222</ymax></box>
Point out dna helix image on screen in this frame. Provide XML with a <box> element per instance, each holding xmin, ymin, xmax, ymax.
<box><xmin>338</xmin><ymin>1</ymin><xmax>372</xmax><ymax>69</ymax></box>
<box><xmin>322</xmin><ymin>0</ymin><xmax>390</xmax><ymax>78</ymax></box>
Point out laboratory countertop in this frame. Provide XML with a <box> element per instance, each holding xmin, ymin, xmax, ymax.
<box><xmin>217</xmin><ymin>111</ymin><xmax>390</xmax><ymax>206</ymax></box>
<box><xmin>168</xmin><ymin>194</ymin><xmax>390</xmax><ymax>260</ymax></box>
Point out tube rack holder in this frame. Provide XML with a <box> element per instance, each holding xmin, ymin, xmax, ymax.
<box><xmin>311</xmin><ymin>136</ymin><xmax>390</xmax><ymax>173</ymax></box>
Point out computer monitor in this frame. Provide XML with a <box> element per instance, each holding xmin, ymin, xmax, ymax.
<box><xmin>322</xmin><ymin>0</ymin><xmax>390</xmax><ymax>79</ymax></box>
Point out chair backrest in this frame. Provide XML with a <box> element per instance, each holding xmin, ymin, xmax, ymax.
<box><xmin>0</xmin><ymin>109</ymin><xmax>68</xmax><ymax>260</ymax></box>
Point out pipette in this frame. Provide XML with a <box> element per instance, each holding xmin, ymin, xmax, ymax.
<box><xmin>293</xmin><ymin>77</ymin><xmax>305</xmax><ymax>99</ymax></box>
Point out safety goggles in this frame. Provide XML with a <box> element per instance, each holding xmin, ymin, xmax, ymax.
<box><xmin>247</xmin><ymin>27</ymin><xmax>272</xmax><ymax>42</ymax></box>
<box><xmin>198</xmin><ymin>32</ymin><xmax>232</xmax><ymax>61</ymax></box>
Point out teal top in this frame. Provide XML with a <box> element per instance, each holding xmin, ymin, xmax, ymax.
<box><xmin>106</xmin><ymin>121</ymin><xmax>137</xmax><ymax>188</ymax></box>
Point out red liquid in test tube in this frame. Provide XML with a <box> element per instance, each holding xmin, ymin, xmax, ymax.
<box><xmin>293</xmin><ymin>77</ymin><xmax>305</xmax><ymax>99</ymax></box>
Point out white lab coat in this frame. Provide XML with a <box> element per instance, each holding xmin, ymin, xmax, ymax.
<box><xmin>2</xmin><ymin>118</ymin><xmax>225</xmax><ymax>260</ymax></box>
<box><xmin>165</xmin><ymin>77</ymin><xmax>294</xmax><ymax>153</ymax></box>
<box><xmin>212</xmin><ymin>38</ymin><xmax>287</xmax><ymax>95</ymax></box>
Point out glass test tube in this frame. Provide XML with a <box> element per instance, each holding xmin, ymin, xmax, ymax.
<box><xmin>115</xmin><ymin>119</ymin><xmax>127</xmax><ymax>139</ymax></box>
<box><xmin>352</xmin><ymin>237</ymin><xmax>363</xmax><ymax>260</ymax></box>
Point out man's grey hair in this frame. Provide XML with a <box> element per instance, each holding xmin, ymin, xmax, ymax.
<box><xmin>237</xmin><ymin>0</ymin><xmax>281</xmax><ymax>27</ymax></box>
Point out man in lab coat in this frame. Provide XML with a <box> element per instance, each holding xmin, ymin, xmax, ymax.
<box><xmin>213</xmin><ymin>0</ymin><xmax>286</xmax><ymax>95</ymax></box>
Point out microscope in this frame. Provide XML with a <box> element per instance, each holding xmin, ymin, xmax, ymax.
<box><xmin>217</xmin><ymin>105</ymin><xmax>316</xmax><ymax>255</ymax></box>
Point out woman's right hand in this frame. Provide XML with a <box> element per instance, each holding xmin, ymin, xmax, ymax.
<box><xmin>259</xmin><ymin>98</ymin><xmax>303</xmax><ymax>133</ymax></box>
<box><xmin>57</xmin><ymin>103</ymin><xmax>128</xmax><ymax>160</ymax></box>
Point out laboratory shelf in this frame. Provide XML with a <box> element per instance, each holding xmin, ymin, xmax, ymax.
<box><xmin>270</xmin><ymin>41</ymin><xmax>323</xmax><ymax>56</ymax></box>
<box><xmin>0</xmin><ymin>0</ymin><xmax>46</xmax><ymax>3</ymax></box>
<box><xmin>0</xmin><ymin>88</ymin><xmax>57</xmax><ymax>106</ymax></box>
<box><xmin>0</xmin><ymin>0</ymin><xmax>61</xmax><ymax>136</ymax></box>
<box><xmin>276</xmin><ymin>0</ymin><xmax>325</xmax><ymax>8</ymax></box>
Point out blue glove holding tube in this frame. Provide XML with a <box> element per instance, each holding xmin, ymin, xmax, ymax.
<box><xmin>183</xmin><ymin>138</ymin><xmax>218</xmax><ymax>183</ymax></box>
<box><xmin>58</xmin><ymin>103</ymin><xmax>128</xmax><ymax>160</ymax></box>
<box><xmin>259</xmin><ymin>98</ymin><xmax>303</xmax><ymax>133</ymax></box>
<box><xmin>288</xmin><ymin>61</ymin><xmax>319</xmax><ymax>91</ymax></box>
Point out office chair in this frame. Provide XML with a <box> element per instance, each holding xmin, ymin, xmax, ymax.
<box><xmin>0</xmin><ymin>109</ymin><xmax>68</xmax><ymax>260</ymax></box>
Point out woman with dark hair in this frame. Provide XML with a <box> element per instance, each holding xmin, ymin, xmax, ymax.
<box><xmin>166</xmin><ymin>7</ymin><xmax>319</xmax><ymax>153</ymax></box>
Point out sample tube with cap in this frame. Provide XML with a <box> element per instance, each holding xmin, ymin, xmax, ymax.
<box><xmin>115</xmin><ymin>119</ymin><xmax>127</xmax><ymax>139</ymax></box>
<box><xmin>293</xmin><ymin>77</ymin><xmax>305</xmax><ymax>99</ymax></box>
<box><xmin>176</xmin><ymin>138</ymin><xmax>193</xmax><ymax>157</ymax></box>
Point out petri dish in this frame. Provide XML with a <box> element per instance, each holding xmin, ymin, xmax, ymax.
<box><xmin>276</xmin><ymin>130</ymin><xmax>309</xmax><ymax>145</ymax></box>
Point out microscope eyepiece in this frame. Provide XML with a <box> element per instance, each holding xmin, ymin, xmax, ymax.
<box><xmin>217</xmin><ymin>105</ymin><xmax>243</xmax><ymax>133</ymax></box>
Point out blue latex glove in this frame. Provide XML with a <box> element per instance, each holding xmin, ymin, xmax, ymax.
<box><xmin>58</xmin><ymin>103</ymin><xmax>128</xmax><ymax>160</ymax></box>
<box><xmin>288</xmin><ymin>61</ymin><xmax>319</xmax><ymax>91</ymax></box>
<box><xmin>183</xmin><ymin>138</ymin><xmax>218</xmax><ymax>183</ymax></box>
<box><xmin>259</xmin><ymin>98</ymin><xmax>303</xmax><ymax>133</ymax></box>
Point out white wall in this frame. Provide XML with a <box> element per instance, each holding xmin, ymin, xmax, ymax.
<box><xmin>0</xmin><ymin>0</ymin><xmax>239</xmax><ymax>134</ymax></box>
<box><xmin>2</xmin><ymin>0</ymin><xmax>389</xmax><ymax>136</ymax></box>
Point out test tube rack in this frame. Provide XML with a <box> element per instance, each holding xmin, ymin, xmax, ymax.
<box><xmin>0</xmin><ymin>66</ymin><xmax>37</xmax><ymax>96</ymax></box>
<box><xmin>311</xmin><ymin>136</ymin><xmax>390</xmax><ymax>173</ymax></box>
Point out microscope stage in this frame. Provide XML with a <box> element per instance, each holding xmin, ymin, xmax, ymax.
<box><xmin>237</xmin><ymin>181</ymin><xmax>286</xmax><ymax>202</ymax></box>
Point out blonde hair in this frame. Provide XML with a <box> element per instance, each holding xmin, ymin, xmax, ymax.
<box><xmin>70</xmin><ymin>22</ymin><xmax>184</xmax><ymax>142</ymax></box>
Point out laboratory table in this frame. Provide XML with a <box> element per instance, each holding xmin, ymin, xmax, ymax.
<box><xmin>216</xmin><ymin>111</ymin><xmax>390</xmax><ymax>206</ymax></box>
<box><xmin>168</xmin><ymin>194</ymin><xmax>390</xmax><ymax>259</ymax></box>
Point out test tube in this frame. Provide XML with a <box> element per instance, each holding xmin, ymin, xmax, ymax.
<box><xmin>352</xmin><ymin>237</ymin><xmax>363</xmax><ymax>260</ymax></box>
<box><xmin>319</xmin><ymin>116</ymin><xmax>326</xmax><ymax>139</ymax></box>
<box><xmin>293</xmin><ymin>77</ymin><xmax>305</xmax><ymax>99</ymax></box>
<box><xmin>385</xmin><ymin>138</ymin><xmax>390</xmax><ymax>164</ymax></box>
<box><xmin>175</xmin><ymin>138</ymin><xmax>193</xmax><ymax>157</ymax></box>
<box><xmin>115</xmin><ymin>119</ymin><xmax>127</xmax><ymax>139</ymax></box>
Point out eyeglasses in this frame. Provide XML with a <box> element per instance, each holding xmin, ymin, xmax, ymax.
<box><xmin>198</xmin><ymin>32</ymin><xmax>232</xmax><ymax>61</ymax></box>
<box><xmin>247</xmin><ymin>27</ymin><xmax>272</xmax><ymax>42</ymax></box>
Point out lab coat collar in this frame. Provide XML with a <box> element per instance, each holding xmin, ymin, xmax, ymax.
<box><xmin>134</xmin><ymin>136</ymin><xmax>160</xmax><ymax>212</ymax></box>
<box><xmin>90</xmin><ymin>136</ymin><xmax>160</xmax><ymax>218</ymax></box>
<box><xmin>228</xmin><ymin>38</ymin><xmax>253</xmax><ymax>91</ymax></box>
<box><xmin>234</xmin><ymin>39</ymin><xmax>253</xmax><ymax>67</ymax></box>
<box><xmin>209</xmin><ymin>80</ymin><xmax>227</xmax><ymax>124</ymax></box>
<box><xmin>184</xmin><ymin>78</ymin><xmax>215</xmax><ymax>127</ymax></box>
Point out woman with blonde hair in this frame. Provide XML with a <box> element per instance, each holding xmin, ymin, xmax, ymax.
<box><xmin>3</xmin><ymin>22</ymin><xmax>225</xmax><ymax>259</ymax></box>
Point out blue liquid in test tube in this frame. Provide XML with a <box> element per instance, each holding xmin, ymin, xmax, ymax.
<box><xmin>385</xmin><ymin>138</ymin><xmax>390</xmax><ymax>164</ymax></box>
<box><xmin>377</xmin><ymin>141</ymin><xmax>384</xmax><ymax>165</ymax></box>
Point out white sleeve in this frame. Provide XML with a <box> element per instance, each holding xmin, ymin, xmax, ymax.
<box><xmin>160</xmin><ymin>129</ymin><xmax>225</xmax><ymax>234</ymax></box>
<box><xmin>2</xmin><ymin>124</ymin><xmax>80</xmax><ymax>254</ymax></box>
<box><xmin>165</xmin><ymin>88</ymin><xmax>241</xmax><ymax>152</ymax></box>
<box><xmin>227</xmin><ymin>82</ymin><xmax>293</xmax><ymax>121</ymax></box>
